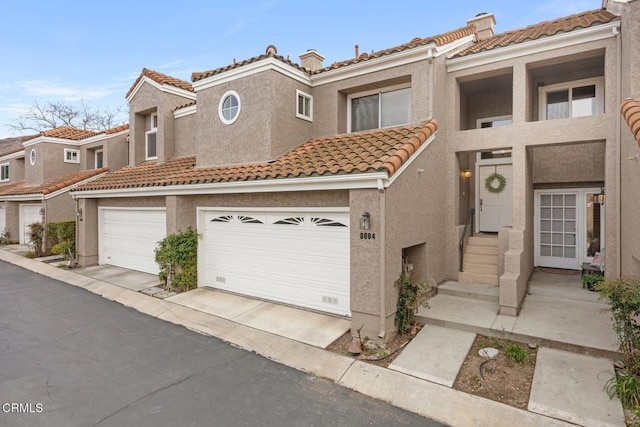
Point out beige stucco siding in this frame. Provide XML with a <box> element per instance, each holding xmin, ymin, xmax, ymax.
<box><xmin>45</xmin><ymin>193</ymin><xmax>75</xmax><ymax>223</ymax></box>
<box><xmin>174</xmin><ymin>114</ymin><xmax>196</xmax><ymax>157</ymax></box>
<box><xmin>532</xmin><ymin>142</ymin><xmax>605</xmax><ymax>184</ymax></box>
<box><xmin>25</xmin><ymin>143</ymin><xmax>81</xmax><ymax>186</ymax></box>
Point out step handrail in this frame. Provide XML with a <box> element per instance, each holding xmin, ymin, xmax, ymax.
<box><xmin>459</xmin><ymin>207</ymin><xmax>475</xmax><ymax>272</ymax></box>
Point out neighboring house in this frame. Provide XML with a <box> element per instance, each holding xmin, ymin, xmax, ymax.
<box><xmin>0</xmin><ymin>125</ymin><xmax>129</xmax><ymax>246</ymax></box>
<box><xmin>71</xmin><ymin>0</ymin><xmax>640</xmax><ymax>341</ymax></box>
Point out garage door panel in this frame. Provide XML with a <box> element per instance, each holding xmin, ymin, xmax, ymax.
<box><xmin>202</xmin><ymin>211</ymin><xmax>350</xmax><ymax>316</ymax></box>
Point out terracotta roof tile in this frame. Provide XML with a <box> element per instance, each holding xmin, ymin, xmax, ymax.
<box><xmin>104</xmin><ymin>123</ymin><xmax>129</xmax><ymax>134</ymax></box>
<box><xmin>21</xmin><ymin>127</ymin><xmax>98</xmax><ymax>142</ymax></box>
<box><xmin>621</xmin><ymin>99</ymin><xmax>640</xmax><ymax>149</ymax></box>
<box><xmin>174</xmin><ymin>101</ymin><xmax>197</xmax><ymax>111</ymax></box>
<box><xmin>0</xmin><ymin>168</ymin><xmax>108</xmax><ymax>198</ymax></box>
<box><xmin>452</xmin><ymin>9</ymin><xmax>618</xmax><ymax>58</ymax></box>
<box><xmin>76</xmin><ymin>120</ymin><xmax>438</xmax><ymax>192</ymax></box>
<box><xmin>126</xmin><ymin>68</ymin><xmax>194</xmax><ymax>99</ymax></box>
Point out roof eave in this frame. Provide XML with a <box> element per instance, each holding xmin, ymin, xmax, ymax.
<box><xmin>126</xmin><ymin>76</ymin><xmax>196</xmax><ymax>103</ymax></box>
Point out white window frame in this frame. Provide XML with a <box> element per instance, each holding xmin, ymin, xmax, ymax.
<box><xmin>538</xmin><ymin>77</ymin><xmax>604</xmax><ymax>120</ymax></box>
<box><xmin>64</xmin><ymin>148</ymin><xmax>80</xmax><ymax>164</ymax></box>
<box><xmin>145</xmin><ymin>113</ymin><xmax>158</xmax><ymax>160</ymax></box>
<box><xmin>0</xmin><ymin>163</ymin><xmax>8</xmax><ymax>182</ymax></box>
<box><xmin>347</xmin><ymin>83</ymin><xmax>411</xmax><ymax>132</ymax></box>
<box><xmin>218</xmin><ymin>90</ymin><xmax>241</xmax><ymax>125</ymax></box>
<box><xmin>29</xmin><ymin>149</ymin><xmax>37</xmax><ymax>166</ymax></box>
<box><xmin>296</xmin><ymin>90</ymin><xmax>313</xmax><ymax>121</ymax></box>
<box><xmin>476</xmin><ymin>115</ymin><xmax>512</xmax><ymax>129</ymax></box>
<box><xmin>95</xmin><ymin>149</ymin><xmax>104</xmax><ymax>168</ymax></box>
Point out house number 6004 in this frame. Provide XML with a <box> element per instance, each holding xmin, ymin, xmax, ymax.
<box><xmin>360</xmin><ymin>232</ymin><xmax>376</xmax><ymax>240</ymax></box>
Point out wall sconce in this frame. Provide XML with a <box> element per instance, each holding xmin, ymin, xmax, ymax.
<box><xmin>462</xmin><ymin>169</ymin><xmax>472</xmax><ymax>178</ymax></box>
<box><xmin>76</xmin><ymin>208</ymin><xmax>83</xmax><ymax>222</ymax></box>
<box><xmin>594</xmin><ymin>186</ymin><xmax>605</xmax><ymax>205</ymax></box>
<box><xmin>360</xmin><ymin>212</ymin><xmax>371</xmax><ymax>230</ymax></box>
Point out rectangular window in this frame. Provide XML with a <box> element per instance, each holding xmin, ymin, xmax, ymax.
<box><xmin>146</xmin><ymin>113</ymin><xmax>158</xmax><ymax>160</ymax></box>
<box><xmin>539</xmin><ymin>78</ymin><xmax>603</xmax><ymax>120</ymax></box>
<box><xmin>349</xmin><ymin>85</ymin><xmax>411</xmax><ymax>132</ymax></box>
<box><xmin>296</xmin><ymin>90</ymin><xmax>313</xmax><ymax>121</ymax></box>
<box><xmin>0</xmin><ymin>163</ymin><xmax>8</xmax><ymax>182</ymax></box>
<box><xmin>64</xmin><ymin>149</ymin><xmax>80</xmax><ymax>164</ymax></box>
<box><xmin>95</xmin><ymin>149</ymin><xmax>104</xmax><ymax>168</ymax></box>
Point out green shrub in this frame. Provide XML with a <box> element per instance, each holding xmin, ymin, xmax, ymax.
<box><xmin>581</xmin><ymin>273</ymin><xmax>604</xmax><ymax>291</ymax></box>
<box><xmin>154</xmin><ymin>228</ymin><xmax>198</xmax><ymax>292</ymax></box>
<box><xmin>504</xmin><ymin>343</ymin><xmax>527</xmax><ymax>364</ymax></box>
<box><xmin>395</xmin><ymin>273</ymin><xmax>430</xmax><ymax>334</ymax></box>
<box><xmin>28</xmin><ymin>222</ymin><xmax>44</xmax><ymax>257</ymax></box>
<box><xmin>47</xmin><ymin>220</ymin><xmax>75</xmax><ymax>260</ymax></box>
<box><xmin>606</xmin><ymin>368</ymin><xmax>640</xmax><ymax>409</ymax></box>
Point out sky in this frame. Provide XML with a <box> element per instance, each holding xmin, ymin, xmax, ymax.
<box><xmin>0</xmin><ymin>0</ymin><xmax>602</xmax><ymax>138</ymax></box>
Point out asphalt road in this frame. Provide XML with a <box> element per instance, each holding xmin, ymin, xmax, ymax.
<box><xmin>0</xmin><ymin>261</ymin><xmax>442</xmax><ymax>427</ymax></box>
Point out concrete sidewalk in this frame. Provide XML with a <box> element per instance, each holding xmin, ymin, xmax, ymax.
<box><xmin>0</xmin><ymin>248</ymin><xmax>620</xmax><ymax>426</ymax></box>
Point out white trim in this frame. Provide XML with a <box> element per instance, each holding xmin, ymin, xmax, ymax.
<box><xmin>434</xmin><ymin>35</ymin><xmax>475</xmax><ymax>57</ymax></box>
<box><xmin>95</xmin><ymin>149</ymin><xmax>104</xmax><ymax>169</ymax></box>
<box><xmin>197</xmin><ymin>206</ymin><xmax>349</xmax><ymax>214</ymax></box>
<box><xmin>476</xmin><ymin>115</ymin><xmax>513</xmax><ymax>129</ymax></box>
<box><xmin>387</xmin><ymin>132</ymin><xmax>437</xmax><ymax>187</ymax></box>
<box><xmin>295</xmin><ymin>89</ymin><xmax>313</xmax><ymax>121</ymax></box>
<box><xmin>194</xmin><ymin>57</ymin><xmax>311</xmax><ymax>92</ymax></box>
<box><xmin>64</xmin><ymin>148</ymin><xmax>80</xmax><ymax>164</ymax></box>
<box><xmin>447</xmin><ymin>22</ymin><xmax>619</xmax><ymax>72</ymax></box>
<box><xmin>312</xmin><ymin>45</ymin><xmax>435</xmax><ymax>87</ymax></box>
<box><xmin>0</xmin><ymin>150</ymin><xmax>25</xmax><ymax>162</ymax></box>
<box><xmin>0</xmin><ymin>162</ymin><xmax>8</xmax><ymax>182</ymax></box>
<box><xmin>538</xmin><ymin>77</ymin><xmax>605</xmax><ymax>120</ymax></box>
<box><xmin>347</xmin><ymin>83</ymin><xmax>411</xmax><ymax>132</ymax></box>
<box><xmin>126</xmin><ymin>75</ymin><xmax>196</xmax><ymax>103</ymax></box>
<box><xmin>218</xmin><ymin>90</ymin><xmax>241</xmax><ymax>125</ymax></box>
<box><xmin>71</xmin><ymin>172</ymin><xmax>389</xmax><ymax>199</ymax></box>
<box><xmin>1</xmin><ymin>194</ymin><xmax>42</xmax><ymax>201</ymax></box>
<box><xmin>45</xmin><ymin>171</ymin><xmax>109</xmax><ymax>200</ymax></box>
<box><xmin>145</xmin><ymin>113</ymin><xmax>158</xmax><ymax>160</ymax></box>
<box><xmin>174</xmin><ymin>104</ymin><xmax>197</xmax><ymax>118</ymax></box>
<box><xmin>29</xmin><ymin>149</ymin><xmax>36</xmax><ymax>166</ymax></box>
<box><xmin>78</xmin><ymin>127</ymin><xmax>129</xmax><ymax>146</ymax></box>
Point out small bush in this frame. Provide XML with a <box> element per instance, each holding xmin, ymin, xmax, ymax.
<box><xmin>47</xmin><ymin>220</ymin><xmax>75</xmax><ymax>260</ymax></box>
<box><xmin>395</xmin><ymin>273</ymin><xmax>430</xmax><ymax>334</ymax></box>
<box><xmin>154</xmin><ymin>228</ymin><xmax>198</xmax><ymax>292</ymax></box>
<box><xmin>606</xmin><ymin>368</ymin><xmax>640</xmax><ymax>409</ymax></box>
<box><xmin>504</xmin><ymin>343</ymin><xmax>527</xmax><ymax>364</ymax></box>
<box><xmin>28</xmin><ymin>222</ymin><xmax>44</xmax><ymax>257</ymax></box>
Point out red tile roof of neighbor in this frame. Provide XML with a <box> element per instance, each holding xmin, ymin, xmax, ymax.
<box><xmin>0</xmin><ymin>168</ymin><xmax>109</xmax><ymax>197</ymax></box>
<box><xmin>621</xmin><ymin>99</ymin><xmax>640</xmax><ymax>148</ymax></box>
<box><xmin>191</xmin><ymin>25</ymin><xmax>476</xmax><ymax>82</ymax></box>
<box><xmin>21</xmin><ymin>127</ymin><xmax>99</xmax><ymax>142</ymax></box>
<box><xmin>126</xmin><ymin>68</ymin><xmax>194</xmax><ymax>99</ymax></box>
<box><xmin>452</xmin><ymin>9</ymin><xmax>619</xmax><ymax>58</ymax></box>
<box><xmin>75</xmin><ymin>120</ymin><xmax>438</xmax><ymax>191</ymax></box>
<box><xmin>104</xmin><ymin>123</ymin><xmax>129</xmax><ymax>134</ymax></box>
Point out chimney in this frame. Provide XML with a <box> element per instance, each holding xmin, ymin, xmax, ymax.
<box><xmin>299</xmin><ymin>49</ymin><xmax>325</xmax><ymax>72</ymax></box>
<box><xmin>467</xmin><ymin>12</ymin><xmax>496</xmax><ymax>41</ymax></box>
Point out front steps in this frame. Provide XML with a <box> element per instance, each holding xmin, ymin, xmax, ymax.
<box><xmin>458</xmin><ymin>235</ymin><xmax>499</xmax><ymax>286</ymax></box>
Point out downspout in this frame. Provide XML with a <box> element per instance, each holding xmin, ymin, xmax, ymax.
<box><xmin>428</xmin><ymin>48</ymin><xmax>435</xmax><ymax>118</ymax></box>
<box><xmin>73</xmin><ymin>194</ymin><xmax>79</xmax><ymax>267</ymax></box>
<box><xmin>41</xmin><ymin>195</ymin><xmax>46</xmax><ymax>254</ymax></box>
<box><xmin>377</xmin><ymin>178</ymin><xmax>386</xmax><ymax>339</ymax></box>
<box><xmin>614</xmin><ymin>24</ymin><xmax>622</xmax><ymax>277</ymax></box>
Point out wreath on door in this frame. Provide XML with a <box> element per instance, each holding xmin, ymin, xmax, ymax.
<box><xmin>484</xmin><ymin>172</ymin><xmax>507</xmax><ymax>193</ymax></box>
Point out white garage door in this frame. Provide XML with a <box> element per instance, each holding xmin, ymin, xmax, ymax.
<box><xmin>99</xmin><ymin>208</ymin><xmax>166</xmax><ymax>274</ymax></box>
<box><xmin>200</xmin><ymin>210</ymin><xmax>351</xmax><ymax>316</ymax></box>
<box><xmin>19</xmin><ymin>204</ymin><xmax>42</xmax><ymax>244</ymax></box>
<box><xmin>0</xmin><ymin>203</ymin><xmax>5</xmax><ymax>233</ymax></box>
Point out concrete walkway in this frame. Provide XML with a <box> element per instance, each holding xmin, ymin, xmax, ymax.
<box><xmin>0</xmin><ymin>248</ymin><xmax>624</xmax><ymax>426</ymax></box>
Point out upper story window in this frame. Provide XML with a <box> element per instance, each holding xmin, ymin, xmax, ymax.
<box><xmin>95</xmin><ymin>149</ymin><xmax>104</xmax><ymax>168</ymax></box>
<box><xmin>296</xmin><ymin>90</ymin><xmax>313</xmax><ymax>121</ymax></box>
<box><xmin>0</xmin><ymin>163</ymin><xmax>8</xmax><ymax>182</ymax></box>
<box><xmin>477</xmin><ymin>115</ymin><xmax>512</xmax><ymax>129</ymax></box>
<box><xmin>146</xmin><ymin>113</ymin><xmax>158</xmax><ymax>160</ymax></box>
<box><xmin>29</xmin><ymin>149</ymin><xmax>37</xmax><ymax>166</ymax></box>
<box><xmin>64</xmin><ymin>149</ymin><xmax>80</xmax><ymax>164</ymax></box>
<box><xmin>219</xmin><ymin>90</ymin><xmax>241</xmax><ymax>125</ymax></box>
<box><xmin>349</xmin><ymin>85</ymin><xmax>411</xmax><ymax>132</ymax></box>
<box><xmin>539</xmin><ymin>78</ymin><xmax>604</xmax><ymax>120</ymax></box>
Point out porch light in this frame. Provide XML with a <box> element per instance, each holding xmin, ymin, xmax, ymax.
<box><xmin>360</xmin><ymin>212</ymin><xmax>371</xmax><ymax>230</ymax></box>
<box><xmin>594</xmin><ymin>186</ymin><xmax>605</xmax><ymax>205</ymax></box>
<box><xmin>462</xmin><ymin>169</ymin><xmax>472</xmax><ymax>178</ymax></box>
<box><xmin>76</xmin><ymin>208</ymin><xmax>83</xmax><ymax>222</ymax></box>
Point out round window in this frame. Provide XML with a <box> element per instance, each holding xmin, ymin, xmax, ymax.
<box><xmin>29</xmin><ymin>149</ymin><xmax>37</xmax><ymax>166</ymax></box>
<box><xmin>218</xmin><ymin>90</ymin><xmax>241</xmax><ymax>124</ymax></box>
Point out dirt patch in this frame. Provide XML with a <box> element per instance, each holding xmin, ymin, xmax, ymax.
<box><xmin>453</xmin><ymin>334</ymin><xmax>537</xmax><ymax>410</ymax></box>
<box><xmin>326</xmin><ymin>324</ymin><xmax>422</xmax><ymax>368</ymax></box>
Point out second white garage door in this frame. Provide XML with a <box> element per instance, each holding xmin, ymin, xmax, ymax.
<box><xmin>200</xmin><ymin>209</ymin><xmax>351</xmax><ymax>316</ymax></box>
<box><xmin>99</xmin><ymin>208</ymin><xmax>166</xmax><ymax>274</ymax></box>
<box><xmin>19</xmin><ymin>204</ymin><xmax>42</xmax><ymax>244</ymax></box>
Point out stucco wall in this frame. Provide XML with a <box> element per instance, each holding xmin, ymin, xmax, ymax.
<box><xmin>25</xmin><ymin>143</ymin><xmax>81</xmax><ymax>186</ymax></box>
<box><xmin>81</xmin><ymin>133</ymin><xmax>128</xmax><ymax>171</ymax></box>
<box><xmin>45</xmin><ymin>193</ymin><xmax>75</xmax><ymax>223</ymax></box>
<box><xmin>8</xmin><ymin>157</ymin><xmax>25</xmax><ymax>184</ymax></box>
<box><xmin>174</xmin><ymin>114</ymin><xmax>196</xmax><ymax>157</ymax></box>
<box><xmin>4</xmin><ymin>201</ymin><xmax>19</xmax><ymax>243</ymax></box>
<box><xmin>532</xmin><ymin>142</ymin><xmax>605</xmax><ymax>184</ymax></box>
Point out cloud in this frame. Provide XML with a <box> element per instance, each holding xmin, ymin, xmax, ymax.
<box><xmin>20</xmin><ymin>80</ymin><xmax>112</xmax><ymax>101</ymax></box>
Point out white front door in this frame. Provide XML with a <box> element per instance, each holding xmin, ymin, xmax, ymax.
<box><xmin>535</xmin><ymin>188</ymin><xmax>603</xmax><ymax>270</ymax></box>
<box><xmin>199</xmin><ymin>209</ymin><xmax>351</xmax><ymax>316</ymax></box>
<box><xmin>478</xmin><ymin>164</ymin><xmax>513</xmax><ymax>232</ymax></box>
<box><xmin>99</xmin><ymin>208</ymin><xmax>167</xmax><ymax>274</ymax></box>
<box><xmin>19</xmin><ymin>204</ymin><xmax>42</xmax><ymax>244</ymax></box>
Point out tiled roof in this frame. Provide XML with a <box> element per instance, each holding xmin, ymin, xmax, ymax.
<box><xmin>193</xmin><ymin>25</ymin><xmax>475</xmax><ymax>82</ymax></box>
<box><xmin>452</xmin><ymin>9</ymin><xmax>618</xmax><ymax>58</ymax></box>
<box><xmin>0</xmin><ymin>168</ymin><xmax>108</xmax><ymax>197</ymax></box>
<box><xmin>0</xmin><ymin>147</ymin><xmax>24</xmax><ymax>158</ymax></box>
<box><xmin>621</xmin><ymin>99</ymin><xmax>640</xmax><ymax>148</ymax></box>
<box><xmin>104</xmin><ymin>123</ymin><xmax>129</xmax><ymax>135</ymax></box>
<box><xmin>21</xmin><ymin>127</ymin><xmax>98</xmax><ymax>142</ymax></box>
<box><xmin>174</xmin><ymin>101</ymin><xmax>197</xmax><ymax>111</ymax></box>
<box><xmin>76</xmin><ymin>120</ymin><xmax>438</xmax><ymax>191</ymax></box>
<box><xmin>126</xmin><ymin>68</ymin><xmax>194</xmax><ymax>99</ymax></box>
